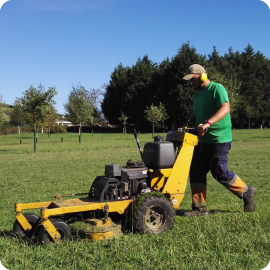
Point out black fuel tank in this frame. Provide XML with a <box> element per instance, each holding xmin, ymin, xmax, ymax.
<box><xmin>143</xmin><ymin>141</ymin><xmax>175</xmax><ymax>169</ymax></box>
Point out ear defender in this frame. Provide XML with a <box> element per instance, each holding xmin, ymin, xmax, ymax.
<box><xmin>200</xmin><ymin>72</ymin><xmax>207</xmax><ymax>83</ymax></box>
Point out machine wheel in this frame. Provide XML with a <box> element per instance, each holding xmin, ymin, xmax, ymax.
<box><xmin>13</xmin><ymin>213</ymin><xmax>41</xmax><ymax>239</ymax></box>
<box><xmin>38</xmin><ymin>220</ymin><xmax>72</xmax><ymax>244</ymax></box>
<box><xmin>135</xmin><ymin>196</ymin><xmax>175</xmax><ymax>234</ymax></box>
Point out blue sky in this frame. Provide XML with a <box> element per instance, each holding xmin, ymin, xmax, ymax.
<box><xmin>0</xmin><ymin>0</ymin><xmax>270</xmax><ymax>115</ymax></box>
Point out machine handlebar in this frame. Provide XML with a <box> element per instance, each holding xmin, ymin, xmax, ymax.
<box><xmin>133</xmin><ymin>129</ymin><xmax>144</xmax><ymax>160</ymax></box>
<box><xmin>178</xmin><ymin>125</ymin><xmax>208</xmax><ymax>135</ymax></box>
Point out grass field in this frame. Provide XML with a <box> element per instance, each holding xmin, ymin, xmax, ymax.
<box><xmin>0</xmin><ymin>130</ymin><xmax>269</xmax><ymax>270</ymax></box>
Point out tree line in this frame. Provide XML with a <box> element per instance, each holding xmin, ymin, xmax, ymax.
<box><xmin>102</xmin><ymin>42</ymin><xmax>270</xmax><ymax>130</ymax></box>
<box><xmin>1</xmin><ymin>42</ymin><xmax>270</xmax><ymax>135</ymax></box>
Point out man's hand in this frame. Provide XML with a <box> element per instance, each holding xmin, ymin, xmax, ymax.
<box><xmin>197</xmin><ymin>123</ymin><xmax>210</xmax><ymax>136</ymax></box>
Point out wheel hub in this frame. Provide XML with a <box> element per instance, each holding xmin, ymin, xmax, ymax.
<box><xmin>144</xmin><ymin>204</ymin><xmax>166</xmax><ymax>231</ymax></box>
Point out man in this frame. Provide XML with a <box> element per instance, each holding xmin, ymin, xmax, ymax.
<box><xmin>183</xmin><ymin>64</ymin><xmax>256</xmax><ymax>216</ymax></box>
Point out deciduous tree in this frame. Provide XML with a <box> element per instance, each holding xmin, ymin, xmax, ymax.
<box><xmin>20</xmin><ymin>84</ymin><xmax>57</xmax><ymax>152</ymax></box>
<box><xmin>20</xmin><ymin>85</ymin><xmax>57</xmax><ymax>128</ymax></box>
<box><xmin>64</xmin><ymin>84</ymin><xmax>94</xmax><ymax>142</ymax></box>
<box><xmin>145</xmin><ymin>104</ymin><xmax>162</xmax><ymax>137</ymax></box>
<box><xmin>158</xmin><ymin>103</ymin><xmax>169</xmax><ymax>133</ymax></box>
<box><xmin>118</xmin><ymin>112</ymin><xmax>129</xmax><ymax>134</ymax></box>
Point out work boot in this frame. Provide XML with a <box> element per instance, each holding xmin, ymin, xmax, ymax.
<box><xmin>183</xmin><ymin>204</ymin><xmax>209</xmax><ymax>217</ymax></box>
<box><xmin>243</xmin><ymin>186</ymin><xmax>256</xmax><ymax>212</ymax></box>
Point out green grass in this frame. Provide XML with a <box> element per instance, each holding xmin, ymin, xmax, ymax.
<box><xmin>0</xmin><ymin>130</ymin><xmax>270</xmax><ymax>270</ymax></box>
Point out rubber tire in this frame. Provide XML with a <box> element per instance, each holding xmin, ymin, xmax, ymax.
<box><xmin>38</xmin><ymin>220</ymin><xmax>72</xmax><ymax>244</ymax></box>
<box><xmin>13</xmin><ymin>213</ymin><xmax>40</xmax><ymax>239</ymax></box>
<box><xmin>135</xmin><ymin>196</ymin><xmax>175</xmax><ymax>234</ymax></box>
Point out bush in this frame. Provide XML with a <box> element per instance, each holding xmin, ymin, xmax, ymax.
<box><xmin>49</xmin><ymin>125</ymin><xmax>67</xmax><ymax>134</ymax></box>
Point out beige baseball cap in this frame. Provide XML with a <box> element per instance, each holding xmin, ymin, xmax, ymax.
<box><xmin>183</xmin><ymin>64</ymin><xmax>206</xmax><ymax>80</ymax></box>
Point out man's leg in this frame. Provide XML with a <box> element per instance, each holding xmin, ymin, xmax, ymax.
<box><xmin>209</xmin><ymin>143</ymin><xmax>256</xmax><ymax>212</ymax></box>
<box><xmin>186</xmin><ymin>143</ymin><xmax>209</xmax><ymax>216</ymax></box>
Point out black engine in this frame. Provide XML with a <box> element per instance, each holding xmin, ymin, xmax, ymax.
<box><xmin>88</xmin><ymin>162</ymin><xmax>149</xmax><ymax>202</ymax></box>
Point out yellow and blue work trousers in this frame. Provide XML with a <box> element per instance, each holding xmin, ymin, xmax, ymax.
<box><xmin>189</xmin><ymin>142</ymin><xmax>249</xmax><ymax>209</ymax></box>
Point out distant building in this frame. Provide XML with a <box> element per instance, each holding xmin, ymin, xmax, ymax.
<box><xmin>55</xmin><ymin>120</ymin><xmax>72</xmax><ymax>126</ymax></box>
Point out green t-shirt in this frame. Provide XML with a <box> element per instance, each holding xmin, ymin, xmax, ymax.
<box><xmin>192</xmin><ymin>81</ymin><xmax>232</xmax><ymax>143</ymax></box>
